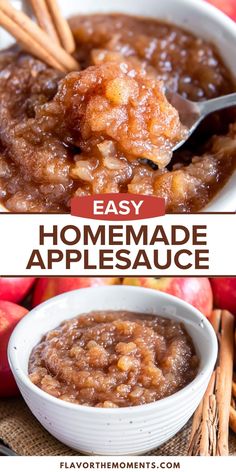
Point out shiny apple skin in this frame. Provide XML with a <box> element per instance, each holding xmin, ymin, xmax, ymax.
<box><xmin>210</xmin><ymin>278</ymin><xmax>236</xmax><ymax>315</ymax></box>
<box><xmin>32</xmin><ymin>277</ymin><xmax>121</xmax><ymax>307</ymax></box>
<box><xmin>123</xmin><ymin>277</ymin><xmax>213</xmax><ymax>317</ymax></box>
<box><xmin>0</xmin><ymin>301</ymin><xmax>28</xmax><ymax>397</ymax></box>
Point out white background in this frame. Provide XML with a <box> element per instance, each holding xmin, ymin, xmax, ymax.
<box><xmin>0</xmin><ymin>214</ymin><xmax>235</xmax><ymax>276</ymax></box>
<box><xmin>1</xmin><ymin>456</ymin><xmax>236</xmax><ymax>471</ymax></box>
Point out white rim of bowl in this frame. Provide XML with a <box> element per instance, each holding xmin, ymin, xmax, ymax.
<box><xmin>8</xmin><ymin>286</ymin><xmax>218</xmax><ymax>414</ymax></box>
<box><xmin>170</xmin><ymin>0</ymin><xmax>236</xmax><ymax>32</ymax></box>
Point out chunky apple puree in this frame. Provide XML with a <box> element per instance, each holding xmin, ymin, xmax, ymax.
<box><xmin>0</xmin><ymin>14</ymin><xmax>235</xmax><ymax>212</ymax></box>
<box><xmin>29</xmin><ymin>311</ymin><xmax>199</xmax><ymax>407</ymax></box>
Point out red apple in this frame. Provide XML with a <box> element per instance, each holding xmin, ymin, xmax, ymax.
<box><xmin>33</xmin><ymin>277</ymin><xmax>121</xmax><ymax>307</ymax></box>
<box><xmin>0</xmin><ymin>301</ymin><xmax>28</xmax><ymax>397</ymax></box>
<box><xmin>210</xmin><ymin>278</ymin><xmax>236</xmax><ymax>314</ymax></box>
<box><xmin>206</xmin><ymin>0</ymin><xmax>236</xmax><ymax>21</ymax></box>
<box><xmin>123</xmin><ymin>277</ymin><xmax>213</xmax><ymax>317</ymax></box>
<box><xmin>0</xmin><ymin>277</ymin><xmax>36</xmax><ymax>304</ymax></box>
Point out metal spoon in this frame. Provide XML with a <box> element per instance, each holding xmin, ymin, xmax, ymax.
<box><xmin>166</xmin><ymin>91</ymin><xmax>236</xmax><ymax>151</ymax></box>
<box><xmin>0</xmin><ymin>444</ymin><xmax>18</xmax><ymax>456</ymax></box>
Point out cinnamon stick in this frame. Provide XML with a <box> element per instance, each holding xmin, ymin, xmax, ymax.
<box><xmin>229</xmin><ymin>405</ymin><xmax>236</xmax><ymax>433</ymax></box>
<box><xmin>0</xmin><ymin>0</ymin><xmax>78</xmax><ymax>71</ymax></box>
<box><xmin>28</xmin><ymin>0</ymin><xmax>60</xmax><ymax>45</ymax></box>
<box><xmin>208</xmin><ymin>395</ymin><xmax>217</xmax><ymax>456</ymax></box>
<box><xmin>229</xmin><ymin>329</ymin><xmax>236</xmax><ymax>433</ymax></box>
<box><xmin>188</xmin><ymin>372</ymin><xmax>216</xmax><ymax>455</ymax></box>
<box><xmin>234</xmin><ymin>329</ymin><xmax>235</xmax><ymax>382</ymax></box>
<box><xmin>46</xmin><ymin>0</ymin><xmax>76</xmax><ymax>53</ymax></box>
<box><xmin>233</xmin><ymin>381</ymin><xmax>236</xmax><ymax>398</ymax></box>
<box><xmin>199</xmin><ymin>375</ymin><xmax>216</xmax><ymax>456</ymax></box>
<box><xmin>188</xmin><ymin>309</ymin><xmax>235</xmax><ymax>456</ymax></box>
<box><xmin>210</xmin><ymin>309</ymin><xmax>221</xmax><ymax>335</ymax></box>
<box><xmin>0</xmin><ymin>7</ymin><xmax>64</xmax><ymax>71</ymax></box>
<box><xmin>215</xmin><ymin>311</ymin><xmax>234</xmax><ymax>455</ymax></box>
<box><xmin>188</xmin><ymin>399</ymin><xmax>203</xmax><ymax>453</ymax></box>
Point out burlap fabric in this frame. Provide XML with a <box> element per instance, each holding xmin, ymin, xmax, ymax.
<box><xmin>0</xmin><ymin>398</ymin><xmax>235</xmax><ymax>456</ymax></box>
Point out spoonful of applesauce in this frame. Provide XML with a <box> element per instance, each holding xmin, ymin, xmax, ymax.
<box><xmin>167</xmin><ymin>90</ymin><xmax>236</xmax><ymax>151</ymax></box>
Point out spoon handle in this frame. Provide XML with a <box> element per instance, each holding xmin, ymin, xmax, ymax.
<box><xmin>199</xmin><ymin>92</ymin><xmax>236</xmax><ymax>117</ymax></box>
<box><xmin>0</xmin><ymin>444</ymin><xmax>18</xmax><ymax>456</ymax></box>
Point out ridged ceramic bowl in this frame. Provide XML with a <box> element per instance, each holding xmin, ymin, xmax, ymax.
<box><xmin>0</xmin><ymin>0</ymin><xmax>235</xmax><ymax>212</ymax></box>
<box><xmin>8</xmin><ymin>286</ymin><xmax>217</xmax><ymax>455</ymax></box>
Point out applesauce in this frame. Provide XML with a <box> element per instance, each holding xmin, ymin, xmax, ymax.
<box><xmin>29</xmin><ymin>311</ymin><xmax>199</xmax><ymax>408</ymax></box>
<box><xmin>0</xmin><ymin>14</ymin><xmax>235</xmax><ymax>212</ymax></box>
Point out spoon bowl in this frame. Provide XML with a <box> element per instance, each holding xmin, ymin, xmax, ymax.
<box><xmin>167</xmin><ymin>91</ymin><xmax>236</xmax><ymax>151</ymax></box>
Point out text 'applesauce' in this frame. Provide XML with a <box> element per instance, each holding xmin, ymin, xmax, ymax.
<box><xmin>29</xmin><ymin>311</ymin><xmax>199</xmax><ymax>408</ymax></box>
<box><xmin>26</xmin><ymin>223</ymin><xmax>209</xmax><ymax>271</ymax></box>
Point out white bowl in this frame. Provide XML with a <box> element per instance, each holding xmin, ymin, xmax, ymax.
<box><xmin>8</xmin><ymin>285</ymin><xmax>217</xmax><ymax>455</ymax></box>
<box><xmin>0</xmin><ymin>0</ymin><xmax>235</xmax><ymax>212</ymax></box>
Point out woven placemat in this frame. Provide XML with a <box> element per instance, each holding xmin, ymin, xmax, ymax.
<box><xmin>0</xmin><ymin>398</ymin><xmax>236</xmax><ymax>456</ymax></box>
